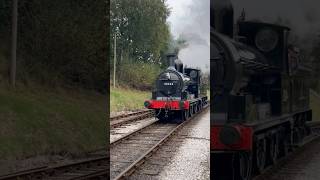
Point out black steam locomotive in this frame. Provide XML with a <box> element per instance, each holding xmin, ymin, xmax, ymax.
<box><xmin>144</xmin><ymin>54</ymin><xmax>208</xmax><ymax>123</ymax></box>
<box><xmin>211</xmin><ymin>2</ymin><xmax>312</xmax><ymax>180</ymax></box>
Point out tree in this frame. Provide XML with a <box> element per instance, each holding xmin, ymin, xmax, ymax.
<box><xmin>0</xmin><ymin>0</ymin><xmax>107</xmax><ymax>92</ymax></box>
<box><xmin>110</xmin><ymin>0</ymin><xmax>171</xmax><ymax>89</ymax></box>
<box><xmin>110</xmin><ymin>0</ymin><xmax>170</xmax><ymax>64</ymax></box>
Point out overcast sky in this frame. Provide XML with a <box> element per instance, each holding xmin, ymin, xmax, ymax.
<box><xmin>166</xmin><ymin>0</ymin><xmax>210</xmax><ymax>72</ymax></box>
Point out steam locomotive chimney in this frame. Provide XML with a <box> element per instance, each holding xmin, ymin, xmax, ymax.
<box><xmin>167</xmin><ymin>54</ymin><xmax>177</xmax><ymax>69</ymax></box>
<box><xmin>211</xmin><ymin>0</ymin><xmax>234</xmax><ymax>38</ymax></box>
<box><xmin>175</xmin><ymin>59</ymin><xmax>184</xmax><ymax>73</ymax></box>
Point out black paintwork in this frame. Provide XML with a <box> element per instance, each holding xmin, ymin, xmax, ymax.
<box><xmin>211</xmin><ymin>20</ymin><xmax>311</xmax><ymax>125</ymax></box>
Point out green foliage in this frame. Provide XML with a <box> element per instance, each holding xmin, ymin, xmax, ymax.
<box><xmin>111</xmin><ymin>0</ymin><xmax>170</xmax><ymax>64</ymax></box>
<box><xmin>110</xmin><ymin>0</ymin><xmax>191</xmax><ymax>89</ymax></box>
<box><xmin>0</xmin><ymin>0</ymin><xmax>107</xmax><ymax>93</ymax></box>
<box><xmin>115</xmin><ymin>61</ymin><xmax>162</xmax><ymax>90</ymax></box>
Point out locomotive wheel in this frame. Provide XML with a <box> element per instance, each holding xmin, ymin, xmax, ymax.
<box><xmin>298</xmin><ymin>127</ymin><xmax>305</xmax><ymax>142</ymax></box>
<box><xmin>279</xmin><ymin>128</ymin><xmax>290</xmax><ymax>156</ymax></box>
<box><xmin>255</xmin><ymin>138</ymin><xmax>266</xmax><ymax>174</ymax></box>
<box><xmin>179</xmin><ymin>110</ymin><xmax>186</xmax><ymax>122</ymax></box>
<box><xmin>238</xmin><ymin>152</ymin><xmax>252</xmax><ymax>180</ymax></box>
<box><xmin>293</xmin><ymin>128</ymin><xmax>302</xmax><ymax>145</ymax></box>
<box><xmin>173</xmin><ymin>111</ymin><xmax>184</xmax><ymax>123</ymax></box>
<box><xmin>304</xmin><ymin>113</ymin><xmax>311</xmax><ymax>136</ymax></box>
<box><xmin>184</xmin><ymin>109</ymin><xmax>189</xmax><ymax>120</ymax></box>
<box><xmin>282</xmin><ymin>135</ymin><xmax>290</xmax><ymax>156</ymax></box>
<box><xmin>269</xmin><ymin>135</ymin><xmax>279</xmax><ymax>164</ymax></box>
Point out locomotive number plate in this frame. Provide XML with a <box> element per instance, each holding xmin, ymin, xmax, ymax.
<box><xmin>164</xmin><ymin>82</ymin><xmax>174</xmax><ymax>86</ymax></box>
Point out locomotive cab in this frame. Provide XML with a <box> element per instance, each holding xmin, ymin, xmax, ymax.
<box><xmin>185</xmin><ymin>68</ymin><xmax>201</xmax><ymax>99</ymax></box>
<box><xmin>237</xmin><ymin>21</ymin><xmax>290</xmax><ymax>71</ymax></box>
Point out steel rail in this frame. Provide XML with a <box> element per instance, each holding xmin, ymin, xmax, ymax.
<box><xmin>110</xmin><ymin>109</ymin><xmax>153</xmax><ymax>121</ymax></box>
<box><xmin>110</xmin><ymin>119</ymin><xmax>157</xmax><ymax>145</ymax></box>
<box><xmin>0</xmin><ymin>156</ymin><xmax>108</xmax><ymax>180</ymax></box>
<box><xmin>110</xmin><ymin>110</ymin><xmax>155</xmax><ymax>128</ymax></box>
<box><xmin>113</xmin><ymin>105</ymin><xmax>209</xmax><ymax>180</ymax></box>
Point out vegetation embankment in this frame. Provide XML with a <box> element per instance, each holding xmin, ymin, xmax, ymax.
<box><xmin>0</xmin><ymin>83</ymin><xmax>106</xmax><ymax>160</ymax></box>
<box><xmin>113</xmin><ymin>61</ymin><xmax>162</xmax><ymax>90</ymax></box>
<box><xmin>0</xmin><ymin>0</ymin><xmax>107</xmax><ymax>162</ymax></box>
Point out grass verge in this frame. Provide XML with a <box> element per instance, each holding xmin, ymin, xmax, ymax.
<box><xmin>0</xmin><ymin>83</ymin><xmax>106</xmax><ymax>160</ymax></box>
<box><xmin>110</xmin><ymin>87</ymin><xmax>150</xmax><ymax>112</ymax></box>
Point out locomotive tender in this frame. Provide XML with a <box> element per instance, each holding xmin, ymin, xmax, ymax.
<box><xmin>211</xmin><ymin>2</ymin><xmax>312</xmax><ymax>180</ymax></box>
<box><xmin>144</xmin><ymin>54</ymin><xmax>208</xmax><ymax>123</ymax></box>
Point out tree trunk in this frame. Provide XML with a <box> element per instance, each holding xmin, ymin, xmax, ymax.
<box><xmin>113</xmin><ymin>34</ymin><xmax>117</xmax><ymax>88</ymax></box>
<box><xmin>10</xmin><ymin>0</ymin><xmax>18</xmax><ymax>88</ymax></box>
<box><xmin>118</xmin><ymin>50</ymin><xmax>123</xmax><ymax>80</ymax></box>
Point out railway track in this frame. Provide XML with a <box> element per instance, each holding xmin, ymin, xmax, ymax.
<box><xmin>110</xmin><ymin>105</ymin><xmax>209</xmax><ymax>180</ymax></box>
<box><xmin>254</xmin><ymin>121</ymin><xmax>320</xmax><ymax>180</ymax></box>
<box><xmin>0</xmin><ymin>156</ymin><xmax>108</xmax><ymax>180</ymax></box>
<box><xmin>110</xmin><ymin>109</ymin><xmax>154</xmax><ymax>128</ymax></box>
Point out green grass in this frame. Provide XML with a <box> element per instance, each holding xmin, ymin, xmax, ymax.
<box><xmin>0</xmin><ymin>83</ymin><xmax>106</xmax><ymax>160</ymax></box>
<box><xmin>310</xmin><ymin>90</ymin><xmax>320</xmax><ymax>121</ymax></box>
<box><xmin>110</xmin><ymin>87</ymin><xmax>150</xmax><ymax>112</ymax></box>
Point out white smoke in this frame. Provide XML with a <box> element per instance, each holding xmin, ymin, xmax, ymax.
<box><xmin>167</xmin><ymin>0</ymin><xmax>210</xmax><ymax>72</ymax></box>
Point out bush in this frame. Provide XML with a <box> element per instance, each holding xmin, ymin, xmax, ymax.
<box><xmin>112</xmin><ymin>61</ymin><xmax>162</xmax><ymax>90</ymax></box>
